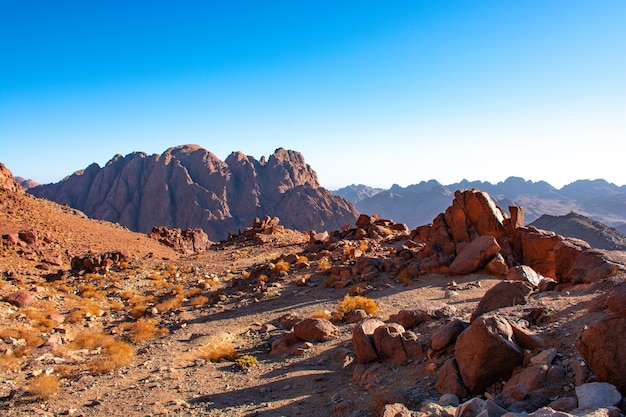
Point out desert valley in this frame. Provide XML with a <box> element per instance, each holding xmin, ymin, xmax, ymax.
<box><xmin>2</xmin><ymin>147</ymin><xmax>626</xmax><ymax>417</ymax></box>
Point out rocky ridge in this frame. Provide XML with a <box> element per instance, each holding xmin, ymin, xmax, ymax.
<box><xmin>2</xmin><ymin>163</ymin><xmax>626</xmax><ymax>416</ymax></box>
<box><xmin>28</xmin><ymin>145</ymin><xmax>358</xmax><ymax>241</ymax></box>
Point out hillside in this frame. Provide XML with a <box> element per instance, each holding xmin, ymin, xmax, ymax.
<box><xmin>3</xmin><ymin>163</ymin><xmax>626</xmax><ymax>416</ymax></box>
<box><xmin>29</xmin><ymin>145</ymin><xmax>358</xmax><ymax>241</ymax></box>
<box><xmin>334</xmin><ymin>177</ymin><xmax>626</xmax><ymax>230</ymax></box>
<box><xmin>529</xmin><ymin>212</ymin><xmax>626</xmax><ymax>251</ymax></box>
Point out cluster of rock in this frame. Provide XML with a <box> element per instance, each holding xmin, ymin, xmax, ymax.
<box><xmin>28</xmin><ymin>145</ymin><xmax>358</xmax><ymax>241</ymax></box>
<box><xmin>269</xmin><ymin>315</ymin><xmax>339</xmax><ymax>357</ymax></box>
<box><xmin>149</xmin><ymin>226</ymin><xmax>211</xmax><ymax>254</ymax></box>
<box><xmin>1</xmin><ymin>228</ymin><xmax>65</xmax><ymax>270</ymax></box>
<box><xmin>70</xmin><ymin>250</ymin><xmax>128</xmax><ymax>274</ymax></box>
<box><xmin>403</xmin><ymin>189</ymin><xmax>626</xmax><ymax>284</ymax></box>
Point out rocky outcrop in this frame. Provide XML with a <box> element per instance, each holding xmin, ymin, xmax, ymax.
<box><xmin>0</xmin><ymin>163</ymin><xmax>23</xmax><ymax>194</ymax></box>
<box><xmin>149</xmin><ymin>226</ymin><xmax>211</xmax><ymax>254</ymax></box>
<box><xmin>28</xmin><ymin>145</ymin><xmax>358</xmax><ymax>241</ymax></box>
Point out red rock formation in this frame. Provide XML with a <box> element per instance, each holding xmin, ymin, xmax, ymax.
<box><xmin>29</xmin><ymin>146</ymin><xmax>358</xmax><ymax>240</ymax></box>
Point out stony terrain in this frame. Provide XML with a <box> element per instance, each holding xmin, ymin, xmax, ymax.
<box><xmin>2</xmin><ymin>162</ymin><xmax>626</xmax><ymax>417</ymax></box>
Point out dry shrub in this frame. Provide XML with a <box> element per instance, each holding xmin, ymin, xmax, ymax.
<box><xmin>88</xmin><ymin>340</ymin><xmax>134</xmax><ymax>374</ymax></box>
<box><xmin>273</xmin><ymin>260</ymin><xmax>290</xmax><ymax>273</ymax></box>
<box><xmin>187</xmin><ymin>287</ymin><xmax>203</xmax><ymax>297</ymax></box>
<box><xmin>129</xmin><ymin>318</ymin><xmax>168</xmax><ymax>343</ymax></box>
<box><xmin>28</xmin><ymin>374</ymin><xmax>60</xmax><ymax>399</ymax></box>
<box><xmin>296</xmin><ymin>255</ymin><xmax>309</xmax><ymax>264</ymax></box>
<box><xmin>195</xmin><ymin>343</ymin><xmax>238</xmax><ymax>363</ymax></box>
<box><xmin>234</xmin><ymin>354</ymin><xmax>258</xmax><ymax>369</ymax></box>
<box><xmin>189</xmin><ymin>295</ymin><xmax>209</xmax><ymax>307</ymax></box>
<box><xmin>0</xmin><ymin>327</ymin><xmax>44</xmax><ymax>357</ymax></box>
<box><xmin>241</xmin><ymin>270</ymin><xmax>251</xmax><ymax>279</ymax></box>
<box><xmin>397</xmin><ymin>267</ymin><xmax>416</xmax><ymax>286</ymax></box>
<box><xmin>71</xmin><ymin>331</ymin><xmax>134</xmax><ymax>374</ymax></box>
<box><xmin>323</xmin><ymin>276</ymin><xmax>338</xmax><ymax>288</ymax></box>
<box><xmin>348</xmin><ymin>283</ymin><xmax>370</xmax><ymax>296</ymax></box>
<box><xmin>336</xmin><ymin>295</ymin><xmax>379</xmax><ymax>320</ymax></box>
<box><xmin>55</xmin><ymin>364</ymin><xmax>77</xmax><ymax>378</ymax></box>
<box><xmin>309</xmin><ymin>310</ymin><xmax>331</xmax><ymax>320</ymax></box>
<box><xmin>24</xmin><ymin>308</ymin><xmax>57</xmax><ymax>332</ymax></box>
<box><xmin>359</xmin><ymin>240</ymin><xmax>370</xmax><ymax>252</ymax></box>
<box><xmin>0</xmin><ymin>354</ymin><xmax>20</xmax><ymax>370</ymax></box>
<box><xmin>109</xmin><ymin>300</ymin><xmax>125</xmax><ymax>310</ymax></box>
<box><xmin>156</xmin><ymin>294</ymin><xmax>184</xmax><ymax>312</ymax></box>
<box><xmin>56</xmin><ymin>283</ymin><xmax>75</xmax><ymax>293</ymax></box>
<box><xmin>317</xmin><ymin>258</ymin><xmax>332</xmax><ymax>271</ymax></box>
<box><xmin>148</xmin><ymin>273</ymin><xmax>163</xmax><ymax>281</ymax></box>
<box><xmin>257</xmin><ymin>274</ymin><xmax>268</xmax><ymax>282</ymax></box>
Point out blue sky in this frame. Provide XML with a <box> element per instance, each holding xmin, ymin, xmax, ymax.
<box><xmin>1</xmin><ymin>1</ymin><xmax>625</xmax><ymax>189</ymax></box>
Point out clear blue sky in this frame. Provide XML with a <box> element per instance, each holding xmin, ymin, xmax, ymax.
<box><xmin>1</xmin><ymin>1</ymin><xmax>625</xmax><ymax>189</ymax></box>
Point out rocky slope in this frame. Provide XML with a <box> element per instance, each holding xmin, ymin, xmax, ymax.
<box><xmin>529</xmin><ymin>212</ymin><xmax>626</xmax><ymax>251</ymax></box>
<box><xmin>28</xmin><ymin>145</ymin><xmax>358</xmax><ymax>241</ymax></box>
<box><xmin>335</xmin><ymin>177</ymin><xmax>626</xmax><ymax>231</ymax></box>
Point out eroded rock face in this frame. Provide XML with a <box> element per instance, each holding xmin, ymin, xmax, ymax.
<box><xmin>0</xmin><ymin>163</ymin><xmax>23</xmax><ymax>194</ymax></box>
<box><xmin>568</xmin><ymin>250</ymin><xmax>626</xmax><ymax>284</ymax></box>
<box><xmin>455</xmin><ymin>314</ymin><xmax>524</xmax><ymax>395</ymax></box>
<box><xmin>29</xmin><ymin>146</ymin><xmax>358</xmax><ymax>240</ymax></box>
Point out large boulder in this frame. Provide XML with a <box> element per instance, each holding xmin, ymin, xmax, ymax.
<box><xmin>293</xmin><ymin>318</ymin><xmax>338</xmax><ymax>343</ymax></box>
<box><xmin>518</xmin><ymin>227</ymin><xmax>563</xmax><ymax>278</ymax></box>
<box><xmin>455</xmin><ymin>314</ymin><xmax>524</xmax><ymax>394</ymax></box>
<box><xmin>449</xmin><ymin>235</ymin><xmax>501</xmax><ymax>275</ymax></box>
<box><xmin>388</xmin><ymin>302</ymin><xmax>456</xmax><ymax>329</ymax></box>
<box><xmin>576</xmin><ymin>315</ymin><xmax>626</xmax><ymax>394</ymax></box>
<box><xmin>568</xmin><ymin>250</ymin><xmax>626</xmax><ymax>284</ymax></box>
<box><xmin>352</xmin><ymin>319</ymin><xmax>385</xmax><ymax>363</ymax></box>
<box><xmin>554</xmin><ymin>238</ymin><xmax>591</xmax><ymax>283</ymax></box>
<box><xmin>373</xmin><ymin>323</ymin><xmax>408</xmax><ymax>363</ymax></box>
<box><xmin>507</xmin><ymin>265</ymin><xmax>543</xmax><ymax>288</ymax></box>
<box><xmin>471</xmin><ymin>281</ymin><xmax>534</xmax><ymax>321</ymax></box>
<box><xmin>150</xmin><ymin>226</ymin><xmax>211</xmax><ymax>254</ymax></box>
<box><xmin>430</xmin><ymin>319</ymin><xmax>468</xmax><ymax>351</ymax></box>
<box><xmin>436</xmin><ymin>358</ymin><xmax>469</xmax><ymax>399</ymax></box>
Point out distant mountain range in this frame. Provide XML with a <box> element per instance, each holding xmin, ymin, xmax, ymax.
<box><xmin>333</xmin><ymin>177</ymin><xmax>626</xmax><ymax>235</ymax></box>
<box><xmin>28</xmin><ymin>145</ymin><xmax>358</xmax><ymax>241</ymax></box>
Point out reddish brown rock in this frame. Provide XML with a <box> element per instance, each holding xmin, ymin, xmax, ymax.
<box><xmin>0</xmin><ymin>163</ymin><xmax>23</xmax><ymax>193</ymax></box>
<box><xmin>293</xmin><ymin>318</ymin><xmax>338</xmax><ymax>343</ymax></box>
<box><xmin>484</xmin><ymin>253</ymin><xmax>509</xmax><ymax>276</ymax></box>
<box><xmin>449</xmin><ymin>235</ymin><xmax>501</xmax><ymax>275</ymax></box>
<box><xmin>507</xmin><ymin>265</ymin><xmax>543</xmax><ymax>288</ymax></box>
<box><xmin>517</xmin><ymin>227</ymin><xmax>563</xmax><ymax>278</ymax></box>
<box><xmin>471</xmin><ymin>281</ymin><xmax>533</xmax><ymax>321</ymax></box>
<box><xmin>388</xmin><ymin>302</ymin><xmax>456</xmax><ymax>329</ymax></box>
<box><xmin>373</xmin><ymin>323</ymin><xmax>408</xmax><ymax>363</ymax></box>
<box><xmin>568</xmin><ymin>249</ymin><xmax>626</xmax><ymax>284</ymax></box>
<box><xmin>5</xmin><ymin>290</ymin><xmax>34</xmax><ymax>307</ymax></box>
<box><xmin>608</xmin><ymin>282</ymin><xmax>626</xmax><ymax>317</ymax></box>
<box><xmin>352</xmin><ymin>319</ymin><xmax>385</xmax><ymax>363</ymax></box>
<box><xmin>554</xmin><ymin>238</ymin><xmax>591</xmax><ymax>283</ymax></box>
<box><xmin>576</xmin><ymin>315</ymin><xmax>626</xmax><ymax>394</ymax></box>
<box><xmin>454</xmin><ymin>189</ymin><xmax>507</xmax><ymax>240</ymax></box>
<box><xmin>381</xmin><ymin>403</ymin><xmax>413</xmax><ymax>417</ymax></box>
<box><xmin>150</xmin><ymin>226</ymin><xmax>211</xmax><ymax>254</ymax></box>
<box><xmin>455</xmin><ymin>314</ymin><xmax>524</xmax><ymax>395</ymax></box>
<box><xmin>431</xmin><ymin>319</ymin><xmax>469</xmax><ymax>351</ymax></box>
<box><xmin>401</xmin><ymin>330</ymin><xmax>423</xmax><ymax>359</ymax></box>
<box><xmin>436</xmin><ymin>358</ymin><xmax>469</xmax><ymax>399</ymax></box>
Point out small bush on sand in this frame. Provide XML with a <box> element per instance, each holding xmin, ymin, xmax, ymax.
<box><xmin>28</xmin><ymin>374</ymin><xmax>60</xmax><ymax>399</ymax></box>
<box><xmin>129</xmin><ymin>318</ymin><xmax>168</xmax><ymax>343</ymax></box>
<box><xmin>335</xmin><ymin>295</ymin><xmax>379</xmax><ymax>320</ymax></box>
<box><xmin>196</xmin><ymin>343</ymin><xmax>238</xmax><ymax>363</ymax></box>
<box><xmin>234</xmin><ymin>354</ymin><xmax>258</xmax><ymax>369</ymax></box>
<box><xmin>317</xmin><ymin>258</ymin><xmax>332</xmax><ymax>272</ymax></box>
<box><xmin>189</xmin><ymin>295</ymin><xmax>209</xmax><ymax>307</ymax></box>
<box><xmin>309</xmin><ymin>310</ymin><xmax>331</xmax><ymax>320</ymax></box>
<box><xmin>273</xmin><ymin>260</ymin><xmax>290</xmax><ymax>273</ymax></box>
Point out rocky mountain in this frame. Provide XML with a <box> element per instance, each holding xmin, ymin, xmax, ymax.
<box><xmin>28</xmin><ymin>145</ymin><xmax>358</xmax><ymax>240</ymax></box>
<box><xmin>14</xmin><ymin>176</ymin><xmax>39</xmax><ymax>190</ymax></box>
<box><xmin>331</xmin><ymin>184</ymin><xmax>383</xmax><ymax>204</ymax></box>
<box><xmin>334</xmin><ymin>176</ymin><xmax>626</xmax><ymax>231</ymax></box>
<box><xmin>529</xmin><ymin>212</ymin><xmax>626</xmax><ymax>251</ymax></box>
